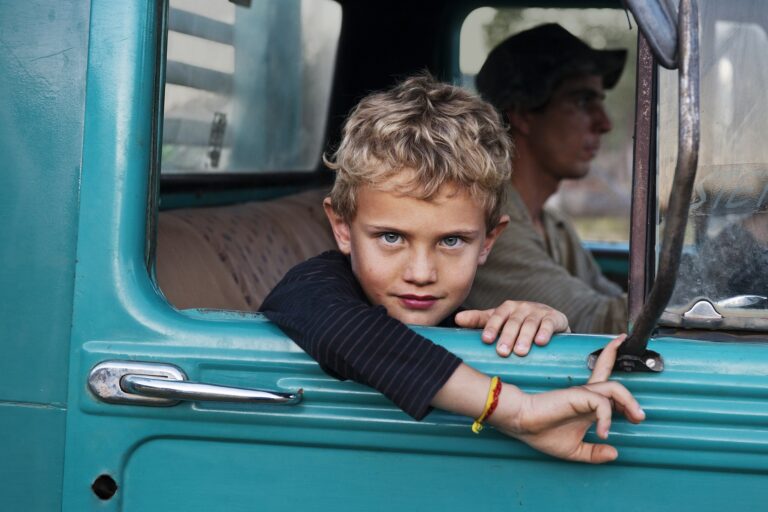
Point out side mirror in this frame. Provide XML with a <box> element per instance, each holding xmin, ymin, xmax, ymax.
<box><xmin>624</xmin><ymin>0</ymin><xmax>680</xmax><ymax>69</ymax></box>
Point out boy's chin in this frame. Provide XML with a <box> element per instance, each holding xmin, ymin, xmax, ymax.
<box><xmin>389</xmin><ymin>308</ymin><xmax>449</xmax><ymax>327</ymax></box>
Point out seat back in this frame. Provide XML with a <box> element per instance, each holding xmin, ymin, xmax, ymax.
<box><xmin>156</xmin><ymin>189</ymin><xmax>335</xmax><ymax>311</ymax></box>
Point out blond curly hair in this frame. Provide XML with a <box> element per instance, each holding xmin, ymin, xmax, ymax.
<box><xmin>324</xmin><ymin>73</ymin><xmax>513</xmax><ymax>229</ymax></box>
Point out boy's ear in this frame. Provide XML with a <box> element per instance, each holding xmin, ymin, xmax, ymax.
<box><xmin>323</xmin><ymin>197</ymin><xmax>352</xmax><ymax>255</ymax></box>
<box><xmin>478</xmin><ymin>214</ymin><xmax>509</xmax><ymax>265</ymax></box>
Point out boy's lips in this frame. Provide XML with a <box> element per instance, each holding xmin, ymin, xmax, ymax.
<box><xmin>397</xmin><ymin>294</ymin><xmax>439</xmax><ymax>310</ymax></box>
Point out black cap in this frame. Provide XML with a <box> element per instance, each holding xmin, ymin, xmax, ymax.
<box><xmin>476</xmin><ymin>23</ymin><xmax>627</xmax><ymax>112</ymax></box>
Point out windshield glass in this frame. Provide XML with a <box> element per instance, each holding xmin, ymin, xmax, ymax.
<box><xmin>659</xmin><ymin>0</ymin><xmax>768</xmax><ymax>328</ymax></box>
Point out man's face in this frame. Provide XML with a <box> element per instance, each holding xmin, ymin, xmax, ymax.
<box><xmin>324</xmin><ymin>180</ymin><xmax>506</xmax><ymax>326</ymax></box>
<box><xmin>523</xmin><ymin>74</ymin><xmax>612</xmax><ymax>180</ymax></box>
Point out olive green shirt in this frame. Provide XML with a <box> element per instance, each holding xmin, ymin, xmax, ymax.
<box><xmin>467</xmin><ymin>185</ymin><xmax>628</xmax><ymax>334</ymax></box>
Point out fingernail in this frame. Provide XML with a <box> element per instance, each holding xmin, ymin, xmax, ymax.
<box><xmin>638</xmin><ymin>408</ymin><xmax>646</xmax><ymax>419</ymax></box>
<box><xmin>499</xmin><ymin>344</ymin><xmax>510</xmax><ymax>354</ymax></box>
<box><xmin>482</xmin><ymin>330</ymin><xmax>492</xmax><ymax>340</ymax></box>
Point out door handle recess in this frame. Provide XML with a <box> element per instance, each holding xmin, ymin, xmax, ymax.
<box><xmin>88</xmin><ymin>360</ymin><xmax>302</xmax><ymax>407</ymax></box>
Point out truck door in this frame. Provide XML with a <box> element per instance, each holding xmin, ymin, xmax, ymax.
<box><xmin>60</xmin><ymin>1</ymin><xmax>768</xmax><ymax>511</ymax></box>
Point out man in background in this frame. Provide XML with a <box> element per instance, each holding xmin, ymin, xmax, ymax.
<box><xmin>467</xmin><ymin>23</ymin><xmax>628</xmax><ymax>338</ymax></box>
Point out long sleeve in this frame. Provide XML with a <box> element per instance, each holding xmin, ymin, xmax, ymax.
<box><xmin>260</xmin><ymin>251</ymin><xmax>462</xmax><ymax>420</ymax></box>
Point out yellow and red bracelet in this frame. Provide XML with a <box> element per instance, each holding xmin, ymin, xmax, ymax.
<box><xmin>471</xmin><ymin>376</ymin><xmax>502</xmax><ymax>434</ymax></box>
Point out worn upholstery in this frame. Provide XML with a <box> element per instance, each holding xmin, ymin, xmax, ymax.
<box><xmin>156</xmin><ymin>188</ymin><xmax>336</xmax><ymax>311</ymax></box>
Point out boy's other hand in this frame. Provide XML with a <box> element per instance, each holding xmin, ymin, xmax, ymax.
<box><xmin>495</xmin><ymin>380</ymin><xmax>645</xmax><ymax>464</ymax></box>
<box><xmin>491</xmin><ymin>334</ymin><xmax>644</xmax><ymax>463</ymax></box>
<box><xmin>455</xmin><ymin>301</ymin><xmax>569</xmax><ymax>357</ymax></box>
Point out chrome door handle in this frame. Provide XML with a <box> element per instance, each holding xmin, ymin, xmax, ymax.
<box><xmin>89</xmin><ymin>360</ymin><xmax>302</xmax><ymax>406</ymax></box>
<box><xmin>121</xmin><ymin>375</ymin><xmax>301</xmax><ymax>404</ymax></box>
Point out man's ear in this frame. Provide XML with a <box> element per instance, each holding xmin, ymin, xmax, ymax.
<box><xmin>478</xmin><ymin>214</ymin><xmax>509</xmax><ymax>265</ymax></box>
<box><xmin>323</xmin><ymin>197</ymin><xmax>352</xmax><ymax>255</ymax></box>
<box><xmin>505</xmin><ymin>108</ymin><xmax>532</xmax><ymax>136</ymax></box>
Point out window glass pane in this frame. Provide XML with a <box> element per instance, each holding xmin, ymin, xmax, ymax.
<box><xmin>460</xmin><ymin>8</ymin><xmax>636</xmax><ymax>242</ymax></box>
<box><xmin>660</xmin><ymin>0</ymin><xmax>768</xmax><ymax>322</ymax></box>
<box><xmin>162</xmin><ymin>0</ymin><xmax>342</xmax><ymax>174</ymax></box>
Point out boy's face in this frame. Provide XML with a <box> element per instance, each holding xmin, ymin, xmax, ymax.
<box><xmin>324</xmin><ymin>178</ymin><xmax>508</xmax><ymax>326</ymax></box>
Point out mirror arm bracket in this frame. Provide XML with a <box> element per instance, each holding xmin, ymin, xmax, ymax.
<box><xmin>613</xmin><ymin>0</ymin><xmax>700</xmax><ymax>369</ymax></box>
<box><xmin>587</xmin><ymin>348</ymin><xmax>664</xmax><ymax>373</ymax></box>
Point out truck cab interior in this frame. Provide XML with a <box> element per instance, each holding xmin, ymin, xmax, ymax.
<box><xmin>155</xmin><ymin>0</ymin><xmax>637</xmax><ymax>312</ymax></box>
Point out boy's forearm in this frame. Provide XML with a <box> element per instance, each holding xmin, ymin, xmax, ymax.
<box><xmin>431</xmin><ymin>363</ymin><xmax>525</xmax><ymax>433</ymax></box>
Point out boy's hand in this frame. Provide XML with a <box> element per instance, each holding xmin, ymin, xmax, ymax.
<box><xmin>455</xmin><ymin>301</ymin><xmax>569</xmax><ymax>357</ymax></box>
<box><xmin>587</xmin><ymin>333</ymin><xmax>626</xmax><ymax>384</ymax></box>
<box><xmin>496</xmin><ymin>380</ymin><xmax>644</xmax><ymax>463</ymax></box>
<box><xmin>492</xmin><ymin>333</ymin><xmax>645</xmax><ymax>464</ymax></box>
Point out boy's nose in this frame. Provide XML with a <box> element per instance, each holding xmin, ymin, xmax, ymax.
<box><xmin>403</xmin><ymin>250</ymin><xmax>437</xmax><ymax>285</ymax></box>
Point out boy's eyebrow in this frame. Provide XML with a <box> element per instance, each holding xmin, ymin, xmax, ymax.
<box><xmin>441</xmin><ymin>229</ymin><xmax>482</xmax><ymax>237</ymax></box>
<box><xmin>366</xmin><ymin>224</ymin><xmax>481</xmax><ymax>237</ymax></box>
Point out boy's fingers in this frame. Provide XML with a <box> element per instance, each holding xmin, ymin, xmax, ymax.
<box><xmin>573</xmin><ymin>442</ymin><xmax>619</xmax><ymax>464</ymax></box>
<box><xmin>482</xmin><ymin>311</ymin><xmax>511</xmax><ymax>347</ymax></box>
<box><xmin>533</xmin><ymin>317</ymin><xmax>555</xmax><ymax>346</ymax></box>
<box><xmin>497</xmin><ymin>317</ymin><xmax>524</xmax><ymax>356</ymax></box>
<box><xmin>587</xmin><ymin>334</ymin><xmax>627</xmax><ymax>384</ymax></box>
<box><xmin>547</xmin><ymin>310</ymin><xmax>569</xmax><ymax>333</ymax></box>
<box><xmin>587</xmin><ymin>381</ymin><xmax>645</xmax><ymax>423</ymax></box>
<box><xmin>592</xmin><ymin>393</ymin><xmax>614</xmax><ymax>439</ymax></box>
<box><xmin>559</xmin><ymin>392</ymin><xmax>616</xmax><ymax>463</ymax></box>
<box><xmin>510</xmin><ymin>318</ymin><xmax>539</xmax><ymax>356</ymax></box>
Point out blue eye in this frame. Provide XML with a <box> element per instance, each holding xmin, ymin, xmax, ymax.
<box><xmin>381</xmin><ymin>233</ymin><xmax>401</xmax><ymax>244</ymax></box>
<box><xmin>442</xmin><ymin>236</ymin><xmax>461</xmax><ymax>247</ymax></box>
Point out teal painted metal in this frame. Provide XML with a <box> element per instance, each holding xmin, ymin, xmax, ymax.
<box><xmin>0</xmin><ymin>404</ymin><xmax>67</xmax><ymax>510</ymax></box>
<box><xmin>46</xmin><ymin>0</ymin><xmax>768</xmax><ymax>507</ymax></box>
<box><xmin>0</xmin><ymin>0</ymin><xmax>90</xmax><ymax>509</ymax></box>
<box><xmin>0</xmin><ymin>0</ymin><xmax>88</xmax><ymax>405</ymax></box>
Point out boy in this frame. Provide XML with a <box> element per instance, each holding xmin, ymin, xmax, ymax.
<box><xmin>261</xmin><ymin>74</ymin><xmax>644</xmax><ymax>463</ymax></box>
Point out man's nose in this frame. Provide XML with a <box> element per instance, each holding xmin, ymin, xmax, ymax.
<box><xmin>593</xmin><ymin>104</ymin><xmax>612</xmax><ymax>134</ymax></box>
<box><xmin>403</xmin><ymin>249</ymin><xmax>437</xmax><ymax>285</ymax></box>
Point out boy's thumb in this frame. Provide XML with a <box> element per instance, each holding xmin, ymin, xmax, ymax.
<box><xmin>453</xmin><ymin>309</ymin><xmax>488</xmax><ymax>328</ymax></box>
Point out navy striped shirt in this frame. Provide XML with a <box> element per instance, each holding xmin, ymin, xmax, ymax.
<box><xmin>260</xmin><ymin>251</ymin><xmax>463</xmax><ymax>420</ymax></box>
